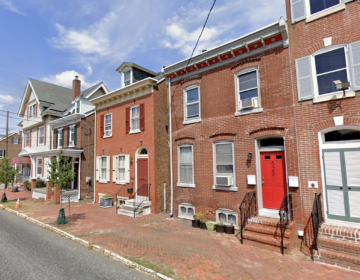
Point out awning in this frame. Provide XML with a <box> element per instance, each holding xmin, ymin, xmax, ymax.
<box><xmin>12</xmin><ymin>157</ymin><xmax>31</xmax><ymax>164</ymax></box>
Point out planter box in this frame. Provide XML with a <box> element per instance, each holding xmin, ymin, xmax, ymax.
<box><xmin>100</xmin><ymin>197</ymin><xmax>113</xmax><ymax>208</ymax></box>
<box><xmin>192</xmin><ymin>220</ymin><xmax>200</xmax><ymax>228</ymax></box>
<box><xmin>224</xmin><ymin>225</ymin><xmax>235</xmax><ymax>234</ymax></box>
<box><xmin>216</xmin><ymin>225</ymin><xmax>225</xmax><ymax>233</ymax></box>
<box><xmin>199</xmin><ymin>222</ymin><xmax>207</xmax><ymax>230</ymax></box>
<box><xmin>205</xmin><ymin>221</ymin><xmax>216</xmax><ymax>231</ymax></box>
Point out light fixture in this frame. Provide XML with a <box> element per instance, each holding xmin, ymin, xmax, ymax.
<box><xmin>333</xmin><ymin>80</ymin><xmax>350</xmax><ymax>97</ymax></box>
<box><xmin>247</xmin><ymin>153</ymin><xmax>252</xmax><ymax>161</ymax></box>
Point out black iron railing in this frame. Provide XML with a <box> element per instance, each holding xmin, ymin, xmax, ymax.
<box><xmin>311</xmin><ymin>193</ymin><xmax>323</xmax><ymax>251</ymax></box>
<box><xmin>279</xmin><ymin>194</ymin><xmax>293</xmax><ymax>255</ymax></box>
<box><xmin>132</xmin><ymin>183</ymin><xmax>151</xmax><ymax>218</ymax></box>
<box><xmin>115</xmin><ymin>185</ymin><xmax>128</xmax><ymax>214</ymax></box>
<box><xmin>238</xmin><ymin>191</ymin><xmax>257</xmax><ymax>244</ymax></box>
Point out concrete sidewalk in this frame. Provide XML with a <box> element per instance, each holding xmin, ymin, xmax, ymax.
<box><xmin>2</xmin><ymin>189</ymin><xmax>359</xmax><ymax>280</ymax></box>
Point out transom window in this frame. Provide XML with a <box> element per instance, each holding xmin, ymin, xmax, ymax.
<box><xmin>124</xmin><ymin>70</ymin><xmax>131</xmax><ymax>86</ymax></box>
<box><xmin>29</xmin><ymin>104</ymin><xmax>36</xmax><ymax>118</ymax></box>
<box><xmin>140</xmin><ymin>148</ymin><xmax>147</xmax><ymax>155</ymax></box>
<box><xmin>76</xmin><ymin>100</ymin><xmax>80</xmax><ymax>113</ymax></box>
<box><xmin>25</xmin><ymin>131</ymin><xmax>30</xmax><ymax>147</ymax></box>
<box><xmin>118</xmin><ymin>155</ymin><xmax>125</xmax><ymax>182</ymax></box>
<box><xmin>38</xmin><ymin>127</ymin><xmax>44</xmax><ymax>145</ymax></box>
<box><xmin>101</xmin><ymin>157</ymin><xmax>107</xmax><ymax>179</ymax></box>
<box><xmin>179</xmin><ymin>145</ymin><xmax>194</xmax><ymax>184</ymax></box>
<box><xmin>184</xmin><ymin>85</ymin><xmax>200</xmax><ymax>122</ymax></box>
<box><xmin>37</xmin><ymin>158</ymin><xmax>42</xmax><ymax>176</ymax></box>
<box><xmin>104</xmin><ymin>114</ymin><xmax>112</xmax><ymax>137</ymax></box>
<box><xmin>325</xmin><ymin>130</ymin><xmax>360</xmax><ymax>142</ymax></box>
<box><xmin>69</xmin><ymin>127</ymin><xmax>75</xmax><ymax>146</ymax></box>
<box><xmin>130</xmin><ymin>106</ymin><xmax>140</xmax><ymax>131</ymax></box>
<box><xmin>315</xmin><ymin>47</ymin><xmax>349</xmax><ymax>95</ymax></box>
<box><xmin>310</xmin><ymin>0</ymin><xmax>340</xmax><ymax>15</ymax></box>
<box><xmin>260</xmin><ymin>138</ymin><xmax>284</xmax><ymax>147</ymax></box>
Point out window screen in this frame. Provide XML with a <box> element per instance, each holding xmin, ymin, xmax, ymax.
<box><xmin>238</xmin><ymin>71</ymin><xmax>258</xmax><ymax>100</ymax></box>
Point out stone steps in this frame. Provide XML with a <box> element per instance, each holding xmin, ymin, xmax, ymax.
<box><xmin>117</xmin><ymin>198</ymin><xmax>151</xmax><ymax>218</ymax></box>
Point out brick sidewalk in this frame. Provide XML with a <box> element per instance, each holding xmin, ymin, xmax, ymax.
<box><xmin>2</xmin><ymin>190</ymin><xmax>359</xmax><ymax>280</ymax></box>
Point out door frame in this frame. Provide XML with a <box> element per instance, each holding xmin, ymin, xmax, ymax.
<box><xmin>255</xmin><ymin>136</ymin><xmax>288</xmax><ymax>217</ymax></box>
<box><xmin>135</xmin><ymin>146</ymin><xmax>149</xmax><ymax>197</ymax></box>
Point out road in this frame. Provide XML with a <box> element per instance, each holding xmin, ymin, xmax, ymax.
<box><xmin>0</xmin><ymin>210</ymin><xmax>153</xmax><ymax>280</ymax></box>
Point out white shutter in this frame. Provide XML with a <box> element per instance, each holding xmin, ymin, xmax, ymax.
<box><xmin>344</xmin><ymin>151</ymin><xmax>360</xmax><ymax>186</ymax></box>
<box><xmin>113</xmin><ymin>156</ymin><xmax>117</xmax><ymax>183</ymax></box>
<box><xmin>96</xmin><ymin>157</ymin><xmax>100</xmax><ymax>181</ymax></box>
<box><xmin>295</xmin><ymin>56</ymin><xmax>314</xmax><ymax>101</ymax></box>
<box><xmin>324</xmin><ymin>152</ymin><xmax>343</xmax><ymax>186</ymax></box>
<box><xmin>125</xmin><ymin>154</ymin><xmax>130</xmax><ymax>183</ymax></box>
<box><xmin>327</xmin><ymin>189</ymin><xmax>346</xmax><ymax>216</ymax></box>
<box><xmin>291</xmin><ymin>0</ymin><xmax>306</xmax><ymax>24</ymax></box>
<box><xmin>349</xmin><ymin>191</ymin><xmax>360</xmax><ymax>218</ymax></box>
<box><xmin>349</xmin><ymin>40</ymin><xmax>360</xmax><ymax>91</ymax></box>
<box><xmin>106</xmin><ymin>156</ymin><xmax>110</xmax><ymax>182</ymax></box>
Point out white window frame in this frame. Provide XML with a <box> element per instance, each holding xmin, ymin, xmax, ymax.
<box><xmin>104</xmin><ymin>113</ymin><xmax>112</xmax><ymax>137</ymax></box>
<box><xmin>183</xmin><ymin>84</ymin><xmax>201</xmax><ymax>125</ymax></box>
<box><xmin>311</xmin><ymin>45</ymin><xmax>352</xmax><ymax>100</ymax></box>
<box><xmin>212</xmin><ymin>141</ymin><xmax>237</xmax><ymax>191</ymax></box>
<box><xmin>130</xmin><ymin>105</ymin><xmax>140</xmax><ymax>133</ymax></box>
<box><xmin>177</xmin><ymin>144</ymin><xmax>195</xmax><ymax>188</ymax></box>
<box><xmin>36</xmin><ymin>158</ymin><xmax>43</xmax><ymax>177</ymax></box>
<box><xmin>25</xmin><ymin>131</ymin><xmax>30</xmax><ymax>147</ymax></box>
<box><xmin>234</xmin><ymin>67</ymin><xmax>263</xmax><ymax>116</ymax></box>
<box><xmin>58</xmin><ymin>128</ymin><xmax>63</xmax><ymax>148</ymax></box>
<box><xmin>123</xmin><ymin>69</ymin><xmax>132</xmax><ymax>87</ymax></box>
<box><xmin>100</xmin><ymin>156</ymin><xmax>107</xmax><ymax>182</ymax></box>
<box><xmin>12</xmin><ymin>137</ymin><xmax>19</xmax><ymax>144</ymax></box>
<box><xmin>29</xmin><ymin>104</ymin><xmax>36</xmax><ymax>119</ymax></box>
<box><xmin>113</xmin><ymin>154</ymin><xmax>130</xmax><ymax>184</ymax></box>
<box><xmin>38</xmin><ymin>126</ymin><xmax>45</xmax><ymax>145</ymax></box>
<box><xmin>216</xmin><ymin>208</ymin><xmax>239</xmax><ymax>229</ymax></box>
<box><xmin>69</xmin><ymin>126</ymin><xmax>75</xmax><ymax>147</ymax></box>
<box><xmin>305</xmin><ymin>0</ymin><xmax>347</xmax><ymax>23</ymax></box>
<box><xmin>0</xmin><ymin>150</ymin><xmax>4</xmax><ymax>158</ymax></box>
<box><xmin>76</xmin><ymin>100</ymin><xmax>80</xmax><ymax>114</ymax></box>
<box><xmin>178</xmin><ymin>203</ymin><xmax>195</xmax><ymax>220</ymax></box>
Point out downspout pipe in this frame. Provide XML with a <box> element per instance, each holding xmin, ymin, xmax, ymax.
<box><xmin>168</xmin><ymin>78</ymin><xmax>174</xmax><ymax>217</ymax></box>
<box><xmin>93</xmin><ymin>110</ymin><xmax>97</xmax><ymax>203</ymax></box>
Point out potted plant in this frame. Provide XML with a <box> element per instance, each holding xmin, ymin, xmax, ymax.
<box><xmin>216</xmin><ymin>221</ymin><xmax>225</xmax><ymax>233</ymax></box>
<box><xmin>197</xmin><ymin>211</ymin><xmax>207</xmax><ymax>230</ymax></box>
<box><xmin>192</xmin><ymin>215</ymin><xmax>200</xmax><ymax>228</ymax></box>
<box><xmin>225</xmin><ymin>223</ymin><xmax>235</xmax><ymax>234</ymax></box>
<box><xmin>205</xmin><ymin>221</ymin><xmax>216</xmax><ymax>231</ymax></box>
<box><xmin>100</xmin><ymin>194</ymin><xmax>113</xmax><ymax>208</ymax></box>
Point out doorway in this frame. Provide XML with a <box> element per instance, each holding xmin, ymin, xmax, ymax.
<box><xmin>72</xmin><ymin>162</ymin><xmax>79</xmax><ymax>190</ymax></box>
<box><xmin>135</xmin><ymin>147</ymin><xmax>149</xmax><ymax>200</ymax></box>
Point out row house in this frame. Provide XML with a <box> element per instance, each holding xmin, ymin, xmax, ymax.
<box><xmin>17</xmin><ymin>77</ymin><xmax>108</xmax><ymax>202</ymax></box>
<box><xmin>90</xmin><ymin>62</ymin><xmax>170</xmax><ymax>217</ymax></box>
<box><xmin>0</xmin><ymin>131</ymin><xmax>24</xmax><ymax>179</ymax></box>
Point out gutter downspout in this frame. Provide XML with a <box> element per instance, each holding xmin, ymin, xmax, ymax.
<box><xmin>168</xmin><ymin>78</ymin><xmax>174</xmax><ymax>217</ymax></box>
<box><xmin>93</xmin><ymin>110</ymin><xmax>97</xmax><ymax>203</ymax></box>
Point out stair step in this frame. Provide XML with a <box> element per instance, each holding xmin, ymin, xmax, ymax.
<box><xmin>243</xmin><ymin>231</ymin><xmax>289</xmax><ymax>248</ymax></box>
<box><xmin>124</xmin><ymin>200</ymin><xmax>151</xmax><ymax>208</ymax></box>
<box><xmin>314</xmin><ymin>248</ymin><xmax>360</xmax><ymax>272</ymax></box>
<box><xmin>318</xmin><ymin>237</ymin><xmax>360</xmax><ymax>257</ymax></box>
<box><xmin>247</xmin><ymin>216</ymin><xmax>295</xmax><ymax>229</ymax></box>
<box><xmin>244</xmin><ymin>223</ymin><xmax>293</xmax><ymax>239</ymax></box>
<box><xmin>319</xmin><ymin>224</ymin><xmax>360</xmax><ymax>240</ymax></box>
<box><xmin>117</xmin><ymin>209</ymin><xmax>143</xmax><ymax>218</ymax></box>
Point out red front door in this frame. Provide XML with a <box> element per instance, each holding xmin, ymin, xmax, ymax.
<box><xmin>261</xmin><ymin>151</ymin><xmax>287</xmax><ymax>209</ymax></box>
<box><xmin>137</xmin><ymin>158</ymin><xmax>148</xmax><ymax>197</ymax></box>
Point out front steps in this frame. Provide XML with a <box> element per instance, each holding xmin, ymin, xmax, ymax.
<box><xmin>242</xmin><ymin>216</ymin><xmax>298</xmax><ymax>254</ymax></box>
<box><xmin>117</xmin><ymin>199</ymin><xmax>151</xmax><ymax>218</ymax></box>
<box><xmin>314</xmin><ymin>224</ymin><xmax>360</xmax><ymax>273</ymax></box>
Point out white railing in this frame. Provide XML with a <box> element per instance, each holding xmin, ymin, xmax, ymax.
<box><xmin>61</xmin><ymin>194</ymin><xmax>79</xmax><ymax>203</ymax></box>
<box><xmin>32</xmin><ymin>191</ymin><xmax>46</xmax><ymax>200</ymax></box>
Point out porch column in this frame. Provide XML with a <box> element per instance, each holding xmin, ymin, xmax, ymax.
<box><xmin>30</xmin><ymin>156</ymin><xmax>36</xmax><ymax>179</ymax></box>
<box><xmin>46</xmin><ymin>156</ymin><xmax>52</xmax><ymax>181</ymax></box>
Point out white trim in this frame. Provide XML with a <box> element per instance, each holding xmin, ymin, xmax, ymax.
<box><xmin>38</xmin><ymin>126</ymin><xmax>45</xmax><ymax>145</ymax></box>
<box><xmin>183</xmin><ymin>84</ymin><xmax>201</xmax><ymax>123</ymax></box>
<box><xmin>305</xmin><ymin>2</ymin><xmax>345</xmax><ymax>23</ymax></box>
<box><xmin>258</xmin><ymin>208</ymin><xmax>279</xmax><ymax>219</ymax></box>
<box><xmin>36</xmin><ymin>157</ymin><xmax>43</xmax><ymax>177</ymax></box>
<box><xmin>135</xmin><ymin>146</ymin><xmax>149</xmax><ymax>198</ymax></box>
<box><xmin>177</xmin><ymin>144</ymin><xmax>195</xmax><ymax>188</ymax></box>
<box><xmin>216</xmin><ymin>208</ymin><xmax>239</xmax><ymax>229</ymax></box>
<box><xmin>178</xmin><ymin>203</ymin><xmax>195</xmax><ymax>220</ymax></box>
<box><xmin>130</xmin><ymin>105</ymin><xmax>140</xmax><ymax>132</ymax></box>
<box><xmin>104</xmin><ymin>113</ymin><xmax>112</xmax><ymax>137</ymax></box>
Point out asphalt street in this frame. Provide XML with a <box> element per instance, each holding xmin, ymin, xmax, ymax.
<box><xmin>0</xmin><ymin>209</ymin><xmax>153</xmax><ymax>280</ymax></box>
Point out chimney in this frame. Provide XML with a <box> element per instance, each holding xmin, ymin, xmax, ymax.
<box><xmin>72</xmin><ymin>76</ymin><xmax>81</xmax><ymax>101</ymax></box>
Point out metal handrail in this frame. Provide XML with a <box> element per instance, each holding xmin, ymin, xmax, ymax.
<box><xmin>132</xmin><ymin>183</ymin><xmax>151</xmax><ymax>218</ymax></box>
<box><xmin>115</xmin><ymin>185</ymin><xmax>127</xmax><ymax>214</ymax></box>
<box><xmin>279</xmin><ymin>194</ymin><xmax>293</xmax><ymax>255</ymax></box>
<box><xmin>311</xmin><ymin>193</ymin><xmax>323</xmax><ymax>251</ymax></box>
<box><xmin>238</xmin><ymin>191</ymin><xmax>257</xmax><ymax>244</ymax></box>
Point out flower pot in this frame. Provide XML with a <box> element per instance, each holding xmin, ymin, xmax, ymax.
<box><xmin>216</xmin><ymin>225</ymin><xmax>225</xmax><ymax>233</ymax></box>
<box><xmin>205</xmin><ymin>221</ymin><xmax>216</xmax><ymax>231</ymax></box>
<box><xmin>199</xmin><ymin>222</ymin><xmax>207</xmax><ymax>230</ymax></box>
<box><xmin>11</xmin><ymin>187</ymin><xmax>18</xmax><ymax>192</ymax></box>
<box><xmin>100</xmin><ymin>197</ymin><xmax>113</xmax><ymax>208</ymax></box>
<box><xmin>192</xmin><ymin>220</ymin><xmax>200</xmax><ymax>228</ymax></box>
<box><xmin>224</xmin><ymin>225</ymin><xmax>235</xmax><ymax>234</ymax></box>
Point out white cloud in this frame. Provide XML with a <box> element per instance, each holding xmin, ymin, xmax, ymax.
<box><xmin>0</xmin><ymin>0</ymin><xmax>26</xmax><ymax>16</ymax></box>
<box><xmin>42</xmin><ymin>70</ymin><xmax>96</xmax><ymax>89</ymax></box>
<box><xmin>0</xmin><ymin>94</ymin><xmax>19</xmax><ymax>103</ymax></box>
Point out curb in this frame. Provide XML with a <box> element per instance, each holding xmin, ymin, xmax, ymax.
<box><xmin>0</xmin><ymin>204</ymin><xmax>173</xmax><ymax>280</ymax></box>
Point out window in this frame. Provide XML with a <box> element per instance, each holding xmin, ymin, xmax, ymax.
<box><xmin>213</xmin><ymin>142</ymin><xmax>236</xmax><ymax>190</ymax></box>
<box><xmin>124</xmin><ymin>70</ymin><xmax>131</xmax><ymax>86</ymax></box>
<box><xmin>37</xmin><ymin>158</ymin><xmax>42</xmax><ymax>176</ymax></box>
<box><xmin>0</xmin><ymin>150</ymin><xmax>4</xmax><ymax>158</ymax></box>
<box><xmin>309</xmin><ymin>0</ymin><xmax>340</xmax><ymax>15</ymax></box>
<box><xmin>178</xmin><ymin>145</ymin><xmax>194</xmax><ymax>187</ymax></box>
<box><xmin>38</xmin><ymin>127</ymin><xmax>44</xmax><ymax>145</ymax></box>
<box><xmin>130</xmin><ymin>106</ymin><xmax>140</xmax><ymax>131</ymax></box>
<box><xmin>260</xmin><ymin>138</ymin><xmax>284</xmax><ymax>147</ymax></box>
<box><xmin>12</xmin><ymin>137</ymin><xmax>20</xmax><ymax>144</ymax></box>
<box><xmin>237</xmin><ymin>70</ymin><xmax>259</xmax><ymax>110</ymax></box>
<box><xmin>29</xmin><ymin>104</ymin><xmax>36</xmax><ymax>118</ymax></box>
<box><xmin>76</xmin><ymin>100</ymin><xmax>80</xmax><ymax>113</ymax></box>
<box><xmin>118</xmin><ymin>155</ymin><xmax>125</xmax><ymax>181</ymax></box>
<box><xmin>325</xmin><ymin>129</ymin><xmax>360</xmax><ymax>142</ymax></box>
<box><xmin>42</xmin><ymin>106</ymin><xmax>48</xmax><ymax>113</ymax></box>
<box><xmin>97</xmin><ymin>156</ymin><xmax>110</xmax><ymax>182</ymax></box>
<box><xmin>25</xmin><ymin>131</ymin><xmax>30</xmax><ymax>147</ymax></box>
<box><xmin>101</xmin><ymin>157</ymin><xmax>107</xmax><ymax>180</ymax></box>
<box><xmin>178</xmin><ymin>203</ymin><xmax>195</xmax><ymax>220</ymax></box>
<box><xmin>104</xmin><ymin>114</ymin><xmax>112</xmax><ymax>137</ymax></box>
<box><xmin>69</xmin><ymin>126</ymin><xmax>75</xmax><ymax>146</ymax></box>
<box><xmin>58</xmin><ymin>129</ymin><xmax>63</xmax><ymax>148</ymax></box>
<box><xmin>113</xmin><ymin>154</ymin><xmax>130</xmax><ymax>183</ymax></box>
<box><xmin>216</xmin><ymin>208</ymin><xmax>238</xmax><ymax>227</ymax></box>
<box><xmin>314</xmin><ymin>47</ymin><xmax>349</xmax><ymax>95</ymax></box>
<box><xmin>184</xmin><ymin>85</ymin><xmax>200</xmax><ymax>123</ymax></box>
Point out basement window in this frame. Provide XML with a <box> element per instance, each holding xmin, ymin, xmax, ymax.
<box><xmin>178</xmin><ymin>203</ymin><xmax>195</xmax><ymax>220</ymax></box>
<box><xmin>216</xmin><ymin>208</ymin><xmax>238</xmax><ymax>228</ymax></box>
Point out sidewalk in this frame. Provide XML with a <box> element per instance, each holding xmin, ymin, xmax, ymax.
<box><xmin>2</xmin><ymin>189</ymin><xmax>359</xmax><ymax>280</ymax></box>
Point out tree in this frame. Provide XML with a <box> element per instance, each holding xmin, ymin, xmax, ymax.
<box><xmin>47</xmin><ymin>149</ymin><xmax>75</xmax><ymax>224</ymax></box>
<box><xmin>0</xmin><ymin>156</ymin><xmax>17</xmax><ymax>202</ymax></box>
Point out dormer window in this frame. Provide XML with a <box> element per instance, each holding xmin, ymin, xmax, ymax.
<box><xmin>76</xmin><ymin>100</ymin><xmax>80</xmax><ymax>113</ymax></box>
<box><xmin>124</xmin><ymin>70</ymin><xmax>131</xmax><ymax>86</ymax></box>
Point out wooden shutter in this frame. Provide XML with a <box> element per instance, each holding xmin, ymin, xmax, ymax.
<box><xmin>67</xmin><ymin>127</ymin><xmax>70</xmax><ymax>146</ymax></box>
<box><xmin>74</xmin><ymin>125</ymin><xmax>77</xmax><ymax>146</ymax></box>
<box><xmin>140</xmin><ymin>104</ymin><xmax>145</xmax><ymax>131</ymax></box>
<box><xmin>350</xmin><ymin>40</ymin><xmax>360</xmax><ymax>91</ymax></box>
<box><xmin>55</xmin><ymin>130</ymin><xmax>58</xmax><ymax>149</ymax></box>
<box><xmin>125</xmin><ymin>107</ymin><xmax>130</xmax><ymax>133</ymax></box>
<box><xmin>290</xmin><ymin>0</ymin><xmax>306</xmax><ymax>24</ymax></box>
<box><xmin>125</xmin><ymin>154</ymin><xmax>130</xmax><ymax>183</ymax></box>
<box><xmin>96</xmin><ymin>157</ymin><xmax>100</xmax><ymax>181</ymax></box>
<box><xmin>295</xmin><ymin>56</ymin><xmax>314</xmax><ymax>101</ymax></box>
<box><xmin>100</xmin><ymin>115</ymin><xmax>104</xmax><ymax>138</ymax></box>
<box><xmin>113</xmin><ymin>156</ymin><xmax>117</xmax><ymax>183</ymax></box>
<box><xmin>106</xmin><ymin>156</ymin><xmax>111</xmax><ymax>182</ymax></box>
<box><xmin>44</xmin><ymin>126</ymin><xmax>46</xmax><ymax>145</ymax></box>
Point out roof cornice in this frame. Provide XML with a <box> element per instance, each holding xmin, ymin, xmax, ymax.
<box><xmin>116</xmin><ymin>62</ymin><xmax>157</xmax><ymax>76</ymax></box>
<box><xmin>48</xmin><ymin>113</ymin><xmax>85</xmax><ymax>129</ymax></box>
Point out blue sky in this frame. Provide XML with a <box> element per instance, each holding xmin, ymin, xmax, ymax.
<box><xmin>0</xmin><ymin>0</ymin><xmax>286</xmax><ymax>133</ymax></box>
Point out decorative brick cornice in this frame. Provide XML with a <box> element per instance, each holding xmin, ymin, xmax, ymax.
<box><xmin>174</xmin><ymin>137</ymin><xmax>195</xmax><ymax>142</ymax></box>
<box><xmin>209</xmin><ymin>133</ymin><xmax>236</xmax><ymax>139</ymax></box>
<box><xmin>231</xmin><ymin>57</ymin><xmax>262</xmax><ymax>72</ymax></box>
<box><xmin>313</xmin><ymin>117</ymin><xmax>360</xmax><ymax>131</ymax></box>
<box><xmin>305</xmin><ymin>35</ymin><xmax>351</xmax><ymax>56</ymax></box>
<box><xmin>249</xmin><ymin>127</ymin><xmax>287</xmax><ymax>138</ymax></box>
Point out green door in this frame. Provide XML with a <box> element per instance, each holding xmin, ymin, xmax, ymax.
<box><xmin>323</xmin><ymin>149</ymin><xmax>360</xmax><ymax>223</ymax></box>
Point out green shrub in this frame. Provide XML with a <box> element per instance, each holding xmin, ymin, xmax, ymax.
<box><xmin>102</xmin><ymin>194</ymin><xmax>112</xmax><ymax>198</ymax></box>
<box><xmin>36</xmin><ymin>179</ymin><xmax>46</xmax><ymax>188</ymax></box>
<box><xmin>24</xmin><ymin>181</ymin><xmax>31</xmax><ymax>191</ymax></box>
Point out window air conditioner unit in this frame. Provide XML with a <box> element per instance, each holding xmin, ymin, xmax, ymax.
<box><xmin>216</xmin><ymin>176</ymin><xmax>234</xmax><ymax>186</ymax></box>
<box><xmin>104</xmin><ymin>130</ymin><xmax>111</xmax><ymax>136</ymax></box>
<box><xmin>240</xmin><ymin>97</ymin><xmax>258</xmax><ymax>109</ymax></box>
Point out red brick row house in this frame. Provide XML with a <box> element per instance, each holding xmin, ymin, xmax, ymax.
<box><xmin>91</xmin><ymin>63</ymin><xmax>169</xmax><ymax>217</ymax></box>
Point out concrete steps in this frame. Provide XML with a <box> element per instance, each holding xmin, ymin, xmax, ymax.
<box><xmin>117</xmin><ymin>198</ymin><xmax>151</xmax><ymax>218</ymax></box>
